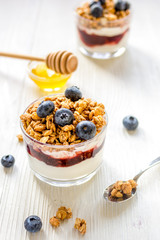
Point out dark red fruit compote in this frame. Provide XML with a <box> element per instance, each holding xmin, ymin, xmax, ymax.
<box><xmin>76</xmin><ymin>0</ymin><xmax>131</xmax><ymax>59</ymax></box>
<box><xmin>20</xmin><ymin>87</ymin><xmax>107</xmax><ymax>186</ymax></box>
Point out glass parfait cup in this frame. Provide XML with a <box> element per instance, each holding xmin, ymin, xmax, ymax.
<box><xmin>75</xmin><ymin>11</ymin><xmax>131</xmax><ymax>59</ymax></box>
<box><xmin>20</xmin><ymin>95</ymin><xmax>107</xmax><ymax>187</ymax></box>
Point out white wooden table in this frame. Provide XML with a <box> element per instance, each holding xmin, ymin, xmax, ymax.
<box><xmin>0</xmin><ymin>0</ymin><xmax>160</xmax><ymax>239</ymax></box>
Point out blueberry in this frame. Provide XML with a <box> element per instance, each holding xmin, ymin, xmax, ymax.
<box><xmin>99</xmin><ymin>0</ymin><xmax>106</xmax><ymax>5</ymax></box>
<box><xmin>1</xmin><ymin>155</ymin><xmax>15</xmax><ymax>168</ymax></box>
<box><xmin>123</xmin><ymin>116</ymin><xmax>138</xmax><ymax>131</ymax></box>
<box><xmin>65</xmin><ymin>86</ymin><xmax>82</xmax><ymax>102</ymax></box>
<box><xmin>37</xmin><ymin>101</ymin><xmax>55</xmax><ymax>118</ymax></box>
<box><xmin>89</xmin><ymin>1</ymin><xmax>97</xmax><ymax>7</ymax></box>
<box><xmin>90</xmin><ymin>2</ymin><xmax>103</xmax><ymax>18</ymax></box>
<box><xmin>55</xmin><ymin>108</ymin><xmax>74</xmax><ymax>127</ymax></box>
<box><xmin>115</xmin><ymin>1</ymin><xmax>130</xmax><ymax>11</ymax></box>
<box><xmin>90</xmin><ymin>0</ymin><xmax>105</xmax><ymax>8</ymax></box>
<box><xmin>24</xmin><ymin>215</ymin><xmax>42</xmax><ymax>233</ymax></box>
<box><xmin>76</xmin><ymin>121</ymin><xmax>96</xmax><ymax>140</ymax></box>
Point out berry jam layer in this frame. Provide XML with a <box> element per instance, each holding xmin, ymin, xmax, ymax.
<box><xmin>26</xmin><ymin>141</ymin><xmax>105</xmax><ymax>167</ymax></box>
<box><xmin>78</xmin><ymin>28</ymin><xmax>129</xmax><ymax>47</ymax></box>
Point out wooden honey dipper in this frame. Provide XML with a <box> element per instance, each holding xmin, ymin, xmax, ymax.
<box><xmin>0</xmin><ymin>50</ymin><xmax>78</xmax><ymax>74</ymax></box>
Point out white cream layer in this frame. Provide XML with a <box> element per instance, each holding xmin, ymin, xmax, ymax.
<box><xmin>78</xmin><ymin>24</ymin><xmax>129</xmax><ymax>37</ymax></box>
<box><xmin>28</xmin><ymin>149</ymin><xmax>103</xmax><ymax>180</ymax></box>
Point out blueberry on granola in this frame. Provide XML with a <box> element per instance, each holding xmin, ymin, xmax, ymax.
<box><xmin>90</xmin><ymin>1</ymin><xmax>97</xmax><ymax>7</ymax></box>
<box><xmin>1</xmin><ymin>155</ymin><xmax>15</xmax><ymax>168</ymax></box>
<box><xmin>115</xmin><ymin>1</ymin><xmax>130</xmax><ymax>11</ymax></box>
<box><xmin>55</xmin><ymin>108</ymin><xmax>74</xmax><ymax>127</ymax></box>
<box><xmin>123</xmin><ymin>116</ymin><xmax>138</xmax><ymax>131</ymax></box>
<box><xmin>76</xmin><ymin>121</ymin><xmax>96</xmax><ymax>140</ymax></box>
<box><xmin>65</xmin><ymin>86</ymin><xmax>82</xmax><ymax>101</ymax></box>
<box><xmin>99</xmin><ymin>0</ymin><xmax>106</xmax><ymax>5</ymax></box>
<box><xmin>37</xmin><ymin>101</ymin><xmax>55</xmax><ymax>118</ymax></box>
<box><xmin>24</xmin><ymin>215</ymin><xmax>42</xmax><ymax>233</ymax></box>
<box><xmin>90</xmin><ymin>2</ymin><xmax>103</xmax><ymax>18</ymax></box>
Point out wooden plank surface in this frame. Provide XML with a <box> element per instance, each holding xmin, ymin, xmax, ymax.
<box><xmin>0</xmin><ymin>0</ymin><xmax>160</xmax><ymax>239</ymax></box>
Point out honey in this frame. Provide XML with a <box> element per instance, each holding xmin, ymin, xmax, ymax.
<box><xmin>28</xmin><ymin>62</ymin><xmax>71</xmax><ymax>92</ymax></box>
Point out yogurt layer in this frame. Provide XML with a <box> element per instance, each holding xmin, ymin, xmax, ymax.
<box><xmin>28</xmin><ymin>149</ymin><xmax>103</xmax><ymax>180</ymax></box>
<box><xmin>78</xmin><ymin>24</ymin><xmax>129</xmax><ymax>37</ymax></box>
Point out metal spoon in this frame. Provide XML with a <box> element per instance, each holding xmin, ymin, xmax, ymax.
<box><xmin>103</xmin><ymin>156</ymin><xmax>160</xmax><ymax>203</ymax></box>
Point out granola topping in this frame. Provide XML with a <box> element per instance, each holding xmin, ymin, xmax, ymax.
<box><xmin>74</xmin><ymin>218</ymin><xmax>87</xmax><ymax>235</ymax></box>
<box><xmin>76</xmin><ymin>0</ymin><xmax>130</xmax><ymax>29</ymax></box>
<box><xmin>109</xmin><ymin>179</ymin><xmax>137</xmax><ymax>201</ymax></box>
<box><xmin>20</xmin><ymin>94</ymin><xmax>106</xmax><ymax>146</ymax></box>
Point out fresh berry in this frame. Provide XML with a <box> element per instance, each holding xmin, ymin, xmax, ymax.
<box><xmin>37</xmin><ymin>101</ymin><xmax>55</xmax><ymax>118</ymax></box>
<box><xmin>115</xmin><ymin>1</ymin><xmax>130</xmax><ymax>11</ymax></box>
<box><xmin>123</xmin><ymin>116</ymin><xmax>138</xmax><ymax>131</ymax></box>
<box><xmin>24</xmin><ymin>215</ymin><xmax>42</xmax><ymax>233</ymax></box>
<box><xmin>89</xmin><ymin>1</ymin><xmax>97</xmax><ymax>7</ymax></box>
<box><xmin>1</xmin><ymin>155</ymin><xmax>15</xmax><ymax>168</ymax></box>
<box><xmin>90</xmin><ymin>0</ymin><xmax>105</xmax><ymax>6</ymax></box>
<box><xmin>76</xmin><ymin>121</ymin><xmax>96</xmax><ymax>140</ymax></box>
<box><xmin>65</xmin><ymin>86</ymin><xmax>82</xmax><ymax>102</ymax></box>
<box><xmin>99</xmin><ymin>0</ymin><xmax>106</xmax><ymax>5</ymax></box>
<box><xmin>55</xmin><ymin>108</ymin><xmax>74</xmax><ymax>127</ymax></box>
<box><xmin>90</xmin><ymin>2</ymin><xmax>103</xmax><ymax>18</ymax></box>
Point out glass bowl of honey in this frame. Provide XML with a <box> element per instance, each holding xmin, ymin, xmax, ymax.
<box><xmin>27</xmin><ymin>61</ymin><xmax>71</xmax><ymax>92</ymax></box>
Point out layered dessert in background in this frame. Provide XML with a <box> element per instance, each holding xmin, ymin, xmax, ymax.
<box><xmin>20</xmin><ymin>86</ymin><xmax>107</xmax><ymax>185</ymax></box>
<box><xmin>76</xmin><ymin>0</ymin><xmax>131</xmax><ymax>58</ymax></box>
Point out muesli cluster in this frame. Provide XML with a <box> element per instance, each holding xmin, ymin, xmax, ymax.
<box><xmin>17</xmin><ymin>134</ymin><xmax>23</xmax><ymax>142</ymax></box>
<box><xmin>109</xmin><ymin>179</ymin><xmax>137</xmax><ymax>201</ymax></box>
<box><xmin>50</xmin><ymin>206</ymin><xmax>72</xmax><ymax>228</ymax></box>
<box><xmin>74</xmin><ymin>218</ymin><xmax>87</xmax><ymax>235</ymax></box>
<box><xmin>20</xmin><ymin>86</ymin><xmax>106</xmax><ymax>146</ymax></box>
